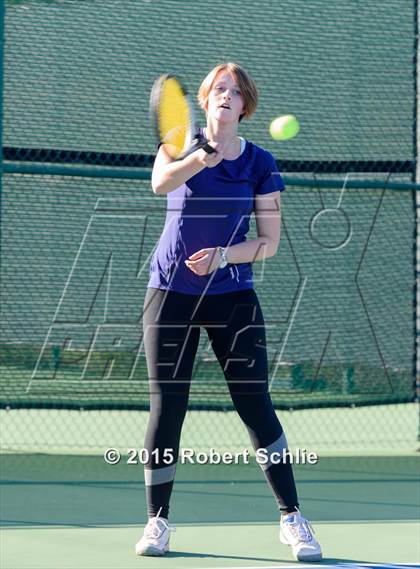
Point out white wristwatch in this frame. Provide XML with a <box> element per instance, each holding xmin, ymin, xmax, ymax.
<box><xmin>217</xmin><ymin>246</ymin><xmax>228</xmax><ymax>269</ymax></box>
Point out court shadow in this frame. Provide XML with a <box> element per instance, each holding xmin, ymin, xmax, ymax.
<box><xmin>165</xmin><ymin>551</ymin><xmax>290</xmax><ymax>562</ymax></box>
<box><xmin>318</xmin><ymin>559</ymin><xmax>380</xmax><ymax>565</ymax></box>
<box><xmin>167</xmin><ymin>552</ymin><xmax>379</xmax><ymax>564</ymax></box>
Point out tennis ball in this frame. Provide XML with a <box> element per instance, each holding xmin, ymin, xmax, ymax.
<box><xmin>269</xmin><ymin>115</ymin><xmax>300</xmax><ymax>141</ymax></box>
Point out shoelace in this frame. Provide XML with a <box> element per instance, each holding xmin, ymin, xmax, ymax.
<box><xmin>145</xmin><ymin>508</ymin><xmax>176</xmax><ymax>540</ymax></box>
<box><xmin>284</xmin><ymin>515</ymin><xmax>313</xmax><ymax>542</ymax></box>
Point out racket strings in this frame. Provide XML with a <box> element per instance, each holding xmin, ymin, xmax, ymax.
<box><xmin>157</xmin><ymin>77</ymin><xmax>192</xmax><ymax>157</ymax></box>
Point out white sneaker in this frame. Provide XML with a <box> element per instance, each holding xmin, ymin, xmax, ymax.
<box><xmin>135</xmin><ymin>509</ymin><xmax>176</xmax><ymax>556</ymax></box>
<box><xmin>279</xmin><ymin>510</ymin><xmax>322</xmax><ymax>562</ymax></box>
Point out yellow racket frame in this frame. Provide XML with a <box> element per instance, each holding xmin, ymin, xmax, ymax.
<box><xmin>150</xmin><ymin>74</ymin><xmax>194</xmax><ymax>159</ymax></box>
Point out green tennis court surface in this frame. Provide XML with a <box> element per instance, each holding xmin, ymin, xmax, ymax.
<box><xmin>1</xmin><ymin>452</ymin><xmax>419</xmax><ymax>568</ymax></box>
<box><xmin>1</xmin><ymin>524</ymin><xmax>419</xmax><ymax>568</ymax></box>
<box><xmin>2</xmin><ymin>0</ymin><xmax>419</xmax><ymax>568</ymax></box>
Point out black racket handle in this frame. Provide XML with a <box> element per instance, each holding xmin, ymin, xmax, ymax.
<box><xmin>192</xmin><ymin>132</ymin><xmax>216</xmax><ymax>155</ymax></box>
<box><xmin>201</xmin><ymin>142</ymin><xmax>216</xmax><ymax>154</ymax></box>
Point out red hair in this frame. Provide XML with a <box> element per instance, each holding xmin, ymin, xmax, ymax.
<box><xmin>197</xmin><ymin>62</ymin><xmax>258</xmax><ymax>122</ymax></box>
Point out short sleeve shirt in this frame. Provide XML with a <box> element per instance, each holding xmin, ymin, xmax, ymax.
<box><xmin>147</xmin><ymin>138</ymin><xmax>285</xmax><ymax>295</ymax></box>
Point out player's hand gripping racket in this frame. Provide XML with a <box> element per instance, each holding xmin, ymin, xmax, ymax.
<box><xmin>150</xmin><ymin>73</ymin><xmax>216</xmax><ymax>160</ymax></box>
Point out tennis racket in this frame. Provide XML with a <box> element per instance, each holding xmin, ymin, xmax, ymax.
<box><xmin>150</xmin><ymin>73</ymin><xmax>216</xmax><ymax>160</ymax></box>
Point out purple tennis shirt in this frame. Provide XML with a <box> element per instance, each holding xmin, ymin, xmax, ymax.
<box><xmin>147</xmin><ymin>138</ymin><xmax>285</xmax><ymax>295</ymax></box>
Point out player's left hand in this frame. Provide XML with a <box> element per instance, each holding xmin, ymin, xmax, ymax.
<box><xmin>184</xmin><ymin>248</ymin><xmax>220</xmax><ymax>275</ymax></box>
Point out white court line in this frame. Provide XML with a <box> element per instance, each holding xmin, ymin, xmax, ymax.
<box><xmin>188</xmin><ymin>564</ymin><xmax>420</xmax><ymax>569</ymax></box>
<box><xmin>188</xmin><ymin>566</ymin><xmax>317</xmax><ymax>569</ymax></box>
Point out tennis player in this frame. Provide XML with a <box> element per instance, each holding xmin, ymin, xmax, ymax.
<box><xmin>135</xmin><ymin>62</ymin><xmax>322</xmax><ymax>562</ymax></box>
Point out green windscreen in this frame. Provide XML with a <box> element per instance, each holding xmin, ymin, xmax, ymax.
<box><xmin>4</xmin><ymin>0</ymin><xmax>414</xmax><ymax>162</ymax></box>
<box><xmin>1</xmin><ymin>174</ymin><xmax>414</xmax><ymax>410</ymax></box>
<box><xmin>1</xmin><ymin>0</ymin><xmax>416</xmax><ymax>412</ymax></box>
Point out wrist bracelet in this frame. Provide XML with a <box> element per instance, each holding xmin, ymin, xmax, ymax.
<box><xmin>217</xmin><ymin>246</ymin><xmax>228</xmax><ymax>269</ymax></box>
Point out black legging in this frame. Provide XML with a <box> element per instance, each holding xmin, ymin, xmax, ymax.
<box><xmin>142</xmin><ymin>286</ymin><xmax>299</xmax><ymax>518</ymax></box>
